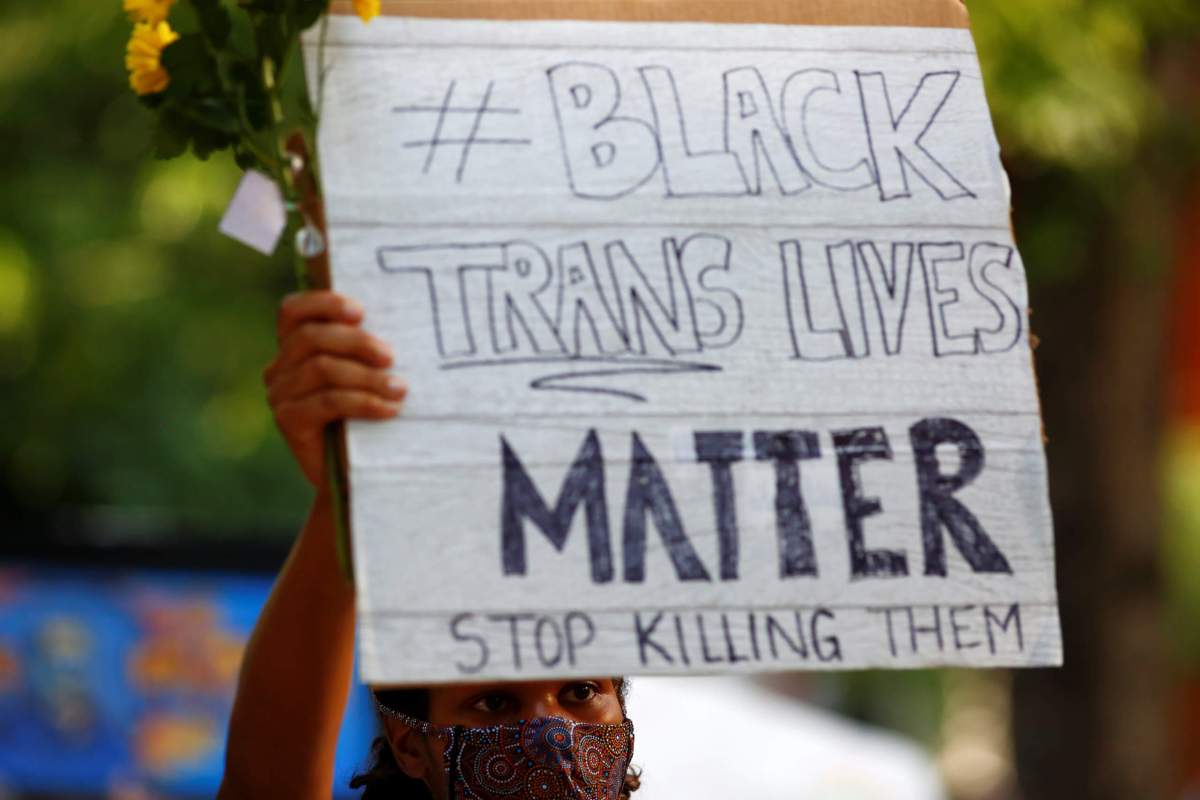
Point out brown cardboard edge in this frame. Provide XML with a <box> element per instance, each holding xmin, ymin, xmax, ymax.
<box><xmin>330</xmin><ymin>0</ymin><xmax>969</xmax><ymax>28</ymax></box>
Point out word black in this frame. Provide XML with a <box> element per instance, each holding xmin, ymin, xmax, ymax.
<box><xmin>547</xmin><ymin>63</ymin><xmax>973</xmax><ymax>201</ymax></box>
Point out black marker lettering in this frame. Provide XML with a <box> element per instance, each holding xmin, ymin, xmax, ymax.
<box><xmin>812</xmin><ymin>608</ymin><xmax>842</xmax><ymax>663</ymax></box>
<box><xmin>450</xmin><ymin>613</ymin><xmax>489</xmax><ymax>674</ymax></box>
<box><xmin>833</xmin><ymin>427</ymin><xmax>909</xmax><ymax>578</ymax></box>
<box><xmin>869</xmin><ymin>607</ymin><xmax>902</xmax><ymax>657</ymax></box>
<box><xmin>856</xmin><ymin>70</ymin><xmax>974</xmax><ymax>201</ymax></box>
<box><xmin>753</xmin><ymin>430</ymin><xmax>820</xmax><ymax>577</ymax></box>
<box><xmin>534</xmin><ymin>616</ymin><xmax>564</xmax><ymax>667</ymax></box>
<box><xmin>765</xmin><ymin>612</ymin><xmax>808</xmax><ymax>660</ymax></box>
<box><xmin>950</xmin><ymin>605</ymin><xmax>981</xmax><ymax>651</ymax></box>
<box><xmin>564</xmin><ymin>611</ymin><xmax>595</xmax><ymax>666</ymax></box>
<box><xmin>623</xmin><ymin>433</ymin><xmax>712</xmax><ymax>582</ymax></box>
<box><xmin>487</xmin><ymin>612</ymin><xmax>535</xmax><ymax>670</ymax></box>
<box><xmin>985</xmin><ymin>604</ymin><xmax>1023</xmax><ymax>654</ymax></box>
<box><xmin>547</xmin><ymin>62</ymin><xmax>660</xmax><ymax>199</ymax></box>
<box><xmin>910</xmin><ymin>417</ymin><xmax>1012</xmax><ymax>576</ymax></box>
<box><xmin>673</xmin><ymin>613</ymin><xmax>691</xmax><ymax>666</ymax></box>
<box><xmin>694</xmin><ymin>431</ymin><xmax>744</xmax><ymax>580</ymax></box>
<box><xmin>501</xmin><ymin>429</ymin><xmax>614</xmax><ymax>583</ymax></box>
<box><xmin>633</xmin><ymin>611</ymin><xmax>673</xmax><ymax>665</ymax></box>
<box><xmin>722</xmin><ymin>613</ymin><xmax>749</xmax><ymax>664</ymax></box>
<box><xmin>697</xmin><ymin>614</ymin><xmax>723</xmax><ymax>664</ymax></box>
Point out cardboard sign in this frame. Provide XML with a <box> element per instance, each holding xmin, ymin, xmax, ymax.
<box><xmin>304</xmin><ymin>10</ymin><xmax>1061</xmax><ymax>684</ymax></box>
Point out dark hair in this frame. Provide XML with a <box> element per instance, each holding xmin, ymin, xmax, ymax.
<box><xmin>350</xmin><ymin>680</ymin><xmax>641</xmax><ymax>799</ymax></box>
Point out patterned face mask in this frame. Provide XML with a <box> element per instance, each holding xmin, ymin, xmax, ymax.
<box><xmin>377</xmin><ymin>704</ymin><xmax>635</xmax><ymax>800</ymax></box>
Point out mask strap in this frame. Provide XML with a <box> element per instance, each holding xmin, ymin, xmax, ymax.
<box><xmin>375</xmin><ymin>698</ymin><xmax>465</xmax><ymax>795</ymax></box>
<box><xmin>374</xmin><ymin>698</ymin><xmax>453</xmax><ymax>740</ymax></box>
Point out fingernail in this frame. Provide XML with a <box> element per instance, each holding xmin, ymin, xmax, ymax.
<box><xmin>342</xmin><ymin>300</ymin><xmax>364</xmax><ymax>321</ymax></box>
<box><xmin>387</xmin><ymin>377</ymin><xmax>407</xmax><ymax>397</ymax></box>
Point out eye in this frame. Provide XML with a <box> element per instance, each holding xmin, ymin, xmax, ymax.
<box><xmin>470</xmin><ymin>693</ymin><xmax>513</xmax><ymax>714</ymax></box>
<box><xmin>561</xmin><ymin>682</ymin><xmax>599</xmax><ymax>704</ymax></box>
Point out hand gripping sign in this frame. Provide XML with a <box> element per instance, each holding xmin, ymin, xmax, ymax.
<box><xmin>304</xmin><ymin>3</ymin><xmax>1060</xmax><ymax>684</ymax></box>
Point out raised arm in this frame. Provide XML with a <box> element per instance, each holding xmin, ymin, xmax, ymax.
<box><xmin>219</xmin><ymin>291</ymin><xmax>405</xmax><ymax>799</ymax></box>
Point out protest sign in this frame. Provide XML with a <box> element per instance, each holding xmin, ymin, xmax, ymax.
<box><xmin>304</xmin><ymin>7</ymin><xmax>1061</xmax><ymax>684</ymax></box>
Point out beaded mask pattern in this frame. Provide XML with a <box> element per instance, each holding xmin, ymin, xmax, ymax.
<box><xmin>377</xmin><ymin>704</ymin><xmax>635</xmax><ymax>800</ymax></box>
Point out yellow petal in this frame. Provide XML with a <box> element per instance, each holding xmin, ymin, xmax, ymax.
<box><xmin>157</xmin><ymin>21</ymin><xmax>180</xmax><ymax>46</ymax></box>
<box><xmin>125</xmin><ymin>20</ymin><xmax>178</xmax><ymax>96</ymax></box>
<box><xmin>353</xmin><ymin>0</ymin><xmax>380</xmax><ymax>23</ymax></box>
<box><xmin>123</xmin><ymin>0</ymin><xmax>176</xmax><ymax>26</ymax></box>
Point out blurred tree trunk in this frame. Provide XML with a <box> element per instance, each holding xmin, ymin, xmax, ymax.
<box><xmin>1013</xmin><ymin>262</ymin><xmax>1171</xmax><ymax>798</ymax></box>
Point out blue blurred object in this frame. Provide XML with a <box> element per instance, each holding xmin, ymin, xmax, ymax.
<box><xmin>0</xmin><ymin>564</ymin><xmax>377</xmax><ymax>798</ymax></box>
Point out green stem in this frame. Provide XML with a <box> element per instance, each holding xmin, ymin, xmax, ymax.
<box><xmin>324</xmin><ymin>427</ymin><xmax>353</xmax><ymax>581</ymax></box>
<box><xmin>240</xmin><ymin>130</ymin><xmax>280</xmax><ymax>174</ymax></box>
<box><xmin>257</xmin><ymin>17</ymin><xmax>354</xmax><ymax>583</ymax></box>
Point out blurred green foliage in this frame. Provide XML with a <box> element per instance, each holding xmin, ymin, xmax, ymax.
<box><xmin>0</xmin><ymin>0</ymin><xmax>305</xmax><ymax>535</ymax></box>
<box><xmin>0</xmin><ymin>0</ymin><xmax>1197</xmax><ymax>614</ymax></box>
<box><xmin>970</xmin><ymin>0</ymin><xmax>1200</xmax><ymax>283</ymax></box>
<box><xmin>969</xmin><ymin>0</ymin><xmax>1200</xmax><ymax>670</ymax></box>
<box><xmin>0</xmin><ymin>3</ymin><xmax>1197</xmax><ymax>778</ymax></box>
<box><xmin>974</xmin><ymin>0</ymin><xmax>1194</xmax><ymax>169</ymax></box>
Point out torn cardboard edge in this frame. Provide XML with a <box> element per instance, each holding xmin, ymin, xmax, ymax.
<box><xmin>307</xmin><ymin>6</ymin><xmax>1060</xmax><ymax>681</ymax></box>
<box><xmin>328</xmin><ymin>0</ymin><xmax>969</xmax><ymax>28</ymax></box>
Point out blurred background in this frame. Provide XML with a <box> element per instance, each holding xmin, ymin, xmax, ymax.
<box><xmin>1</xmin><ymin>0</ymin><xmax>1198</xmax><ymax>797</ymax></box>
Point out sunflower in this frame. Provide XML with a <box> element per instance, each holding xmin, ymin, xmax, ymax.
<box><xmin>123</xmin><ymin>0</ymin><xmax>176</xmax><ymax>25</ymax></box>
<box><xmin>125</xmin><ymin>21</ymin><xmax>180</xmax><ymax>96</ymax></box>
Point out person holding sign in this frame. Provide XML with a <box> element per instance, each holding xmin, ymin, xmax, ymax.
<box><xmin>219</xmin><ymin>290</ymin><xmax>640</xmax><ymax>799</ymax></box>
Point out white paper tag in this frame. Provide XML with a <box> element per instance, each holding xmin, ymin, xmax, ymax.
<box><xmin>218</xmin><ymin>170</ymin><xmax>287</xmax><ymax>256</ymax></box>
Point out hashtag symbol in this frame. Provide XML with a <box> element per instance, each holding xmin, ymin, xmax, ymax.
<box><xmin>394</xmin><ymin>81</ymin><xmax>531</xmax><ymax>183</ymax></box>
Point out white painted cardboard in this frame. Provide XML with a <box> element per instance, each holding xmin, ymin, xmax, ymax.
<box><xmin>303</xmin><ymin>16</ymin><xmax>1061</xmax><ymax>684</ymax></box>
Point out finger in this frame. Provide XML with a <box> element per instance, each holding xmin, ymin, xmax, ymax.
<box><xmin>274</xmin><ymin>389</ymin><xmax>401</xmax><ymax>432</ymax></box>
<box><xmin>272</xmin><ymin>322</ymin><xmax>393</xmax><ymax>375</ymax></box>
<box><xmin>277</xmin><ymin>290</ymin><xmax>364</xmax><ymax>343</ymax></box>
<box><xmin>267</xmin><ymin>355</ymin><xmax>407</xmax><ymax>406</ymax></box>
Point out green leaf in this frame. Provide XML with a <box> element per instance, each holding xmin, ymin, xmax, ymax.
<box><xmin>137</xmin><ymin>91</ymin><xmax>167</xmax><ymax>110</ymax></box>
<box><xmin>230</xmin><ymin>59</ymin><xmax>269</xmax><ymax>130</ymax></box>
<box><xmin>191</xmin><ymin>0</ymin><xmax>233</xmax><ymax>47</ymax></box>
<box><xmin>295</xmin><ymin>81</ymin><xmax>316</xmax><ymax>128</ymax></box>
<box><xmin>290</xmin><ymin>1</ymin><xmax>325</xmax><ymax>32</ymax></box>
<box><xmin>239</xmin><ymin>0</ymin><xmax>287</xmax><ymax>12</ymax></box>
<box><xmin>233</xmin><ymin>144</ymin><xmax>263</xmax><ymax>171</ymax></box>
<box><xmin>190</xmin><ymin>124</ymin><xmax>237</xmax><ymax>160</ymax></box>
<box><xmin>253</xmin><ymin>15</ymin><xmax>290</xmax><ymax>73</ymax></box>
<box><xmin>152</xmin><ymin>111</ymin><xmax>191</xmax><ymax>160</ymax></box>
<box><xmin>161</xmin><ymin>33</ymin><xmax>218</xmax><ymax>100</ymax></box>
<box><xmin>176</xmin><ymin>95</ymin><xmax>242</xmax><ymax>134</ymax></box>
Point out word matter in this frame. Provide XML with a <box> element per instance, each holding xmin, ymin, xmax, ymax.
<box><xmin>501</xmin><ymin>417</ymin><xmax>1012</xmax><ymax>585</ymax></box>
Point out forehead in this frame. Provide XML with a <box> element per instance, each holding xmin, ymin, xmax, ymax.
<box><xmin>429</xmin><ymin>677</ymin><xmax>618</xmax><ymax>702</ymax></box>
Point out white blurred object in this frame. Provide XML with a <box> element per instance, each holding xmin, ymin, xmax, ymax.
<box><xmin>218</xmin><ymin>169</ymin><xmax>286</xmax><ymax>256</ymax></box>
<box><xmin>627</xmin><ymin>676</ymin><xmax>946</xmax><ymax>800</ymax></box>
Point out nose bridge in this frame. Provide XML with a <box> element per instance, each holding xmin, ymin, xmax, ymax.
<box><xmin>530</xmin><ymin>688</ymin><xmax>562</xmax><ymax>719</ymax></box>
